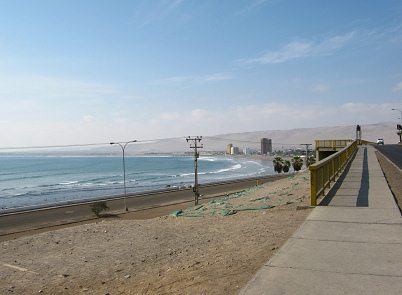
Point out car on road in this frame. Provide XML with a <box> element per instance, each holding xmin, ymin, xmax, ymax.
<box><xmin>377</xmin><ymin>138</ymin><xmax>384</xmax><ymax>145</ymax></box>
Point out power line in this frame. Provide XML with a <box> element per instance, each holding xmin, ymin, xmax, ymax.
<box><xmin>0</xmin><ymin>135</ymin><xmax>312</xmax><ymax>151</ymax></box>
<box><xmin>0</xmin><ymin>136</ymin><xmax>190</xmax><ymax>150</ymax></box>
<box><xmin>0</xmin><ymin>142</ymin><xmax>110</xmax><ymax>150</ymax></box>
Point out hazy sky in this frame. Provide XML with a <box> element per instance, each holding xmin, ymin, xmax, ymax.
<box><xmin>1</xmin><ymin>0</ymin><xmax>402</xmax><ymax>146</ymax></box>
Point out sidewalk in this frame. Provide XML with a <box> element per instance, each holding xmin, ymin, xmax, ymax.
<box><xmin>240</xmin><ymin>145</ymin><xmax>402</xmax><ymax>295</ymax></box>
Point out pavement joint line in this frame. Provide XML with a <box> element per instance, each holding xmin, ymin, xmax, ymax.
<box><xmin>306</xmin><ymin>219</ymin><xmax>402</xmax><ymax>225</ymax></box>
<box><xmin>290</xmin><ymin>236</ymin><xmax>402</xmax><ymax>245</ymax></box>
<box><xmin>265</xmin><ymin>265</ymin><xmax>402</xmax><ymax>278</ymax></box>
<box><xmin>328</xmin><ymin>206</ymin><xmax>363</xmax><ymax>208</ymax></box>
<box><xmin>325</xmin><ymin>195</ymin><xmax>367</xmax><ymax>197</ymax></box>
<box><xmin>326</xmin><ymin>205</ymin><xmax>369</xmax><ymax>207</ymax></box>
<box><xmin>339</xmin><ymin>180</ymin><xmax>365</xmax><ymax>182</ymax></box>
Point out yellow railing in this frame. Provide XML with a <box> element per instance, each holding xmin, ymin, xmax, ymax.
<box><xmin>360</xmin><ymin>139</ymin><xmax>375</xmax><ymax>145</ymax></box>
<box><xmin>315</xmin><ymin>139</ymin><xmax>353</xmax><ymax>149</ymax></box>
<box><xmin>309</xmin><ymin>140</ymin><xmax>358</xmax><ymax>206</ymax></box>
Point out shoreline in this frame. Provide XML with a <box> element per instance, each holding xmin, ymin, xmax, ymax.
<box><xmin>0</xmin><ymin>173</ymin><xmax>292</xmax><ymax>240</ymax></box>
<box><xmin>0</xmin><ymin>173</ymin><xmax>288</xmax><ymax>215</ymax></box>
<box><xmin>0</xmin><ymin>155</ymin><xmax>277</xmax><ymax>213</ymax></box>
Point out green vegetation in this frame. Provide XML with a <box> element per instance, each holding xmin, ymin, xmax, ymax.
<box><xmin>307</xmin><ymin>155</ymin><xmax>316</xmax><ymax>166</ymax></box>
<box><xmin>292</xmin><ymin>156</ymin><xmax>303</xmax><ymax>171</ymax></box>
<box><xmin>283</xmin><ymin>160</ymin><xmax>291</xmax><ymax>173</ymax></box>
<box><xmin>90</xmin><ymin>201</ymin><xmax>109</xmax><ymax>217</ymax></box>
<box><xmin>273</xmin><ymin>156</ymin><xmax>284</xmax><ymax>173</ymax></box>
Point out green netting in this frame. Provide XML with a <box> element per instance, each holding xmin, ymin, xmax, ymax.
<box><xmin>170</xmin><ymin>175</ymin><xmax>299</xmax><ymax>217</ymax></box>
<box><xmin>220</xmin><ymin>209</ymin><xmax>237</xmax><ymax>216</ymax></box>
<box><xmin>170</xmin><ymin>210</ymin><xmax>183</xmax><ymax>217</ymax></box>
<box><xmin>250</xmin><ymin>196</ymin><xmax>270</xmax><ymax>202</ymax></box>
<box><xmin>171</xmin><ymin>202</ymin><xmax>275</xmax><ymax>218</ymax></box>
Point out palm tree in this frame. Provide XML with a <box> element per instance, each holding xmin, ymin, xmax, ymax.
<box><xmin>291</xmin><ymin>156</ymin><xmax>303</xmax><ymax>171</ymax></box>
<box><xmin>273</xmin><ymin>156</ymin><xmax>284</xmax><ymax>173</ymax></box>
<box><xmin>283</xmin><ymin>159</ymin><xmax>291</xmax><ymax>173</ymax></box>
<box><xmin>307</xmin><ymin>155</ymin><xmax>316</xmax><ymax>166</ymax></box>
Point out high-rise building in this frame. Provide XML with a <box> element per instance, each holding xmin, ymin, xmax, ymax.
<box><xmin>243</xmin><ymin>147</ymin><xmax>250</xmax><ymax>155</ymax></box>
<box><xmin>261</xmin><ymin>138</ymin><xmax>272</xmax><ymax>155</ymax></box>
<box><xmin>226</xmin><ymin>144</ymin><xmax>233</xmax><ymax>154</ymax></box>
<box><xmin>268</xmin><ymin>139</ymin><xmax>272</xmax><ymax>154</ymax></box>
<box><xmin>231</xmin><ymin>146</ymin><xmax>240</xmax><ymax>155</ymax></box>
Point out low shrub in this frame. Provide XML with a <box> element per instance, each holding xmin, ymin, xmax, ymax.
<box><xmin>90</xmin><ymin>201</ymin><xmax>109</xmax><ymax>217</ymax></box>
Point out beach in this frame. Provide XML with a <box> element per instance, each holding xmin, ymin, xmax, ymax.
<box><xmin>0</xmin><ymin>171</ymin><xmax>312</xmax><ymax>294</ymax></box>
<box><xmin>0</xmin><ymin>155</ymin><xmax>275</xmax><ymax>211</ymax></box>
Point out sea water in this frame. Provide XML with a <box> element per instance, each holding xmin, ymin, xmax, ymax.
<box><xmin>0</xmin><ymin>155</ymin><xmax>274</xmax><ymax>211</ymax></box>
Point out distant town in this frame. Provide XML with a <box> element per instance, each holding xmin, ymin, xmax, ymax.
<box><xmin>182</xmin><ymin>137</ymin><xmax>312</xmax><ymax>160</ymax></box>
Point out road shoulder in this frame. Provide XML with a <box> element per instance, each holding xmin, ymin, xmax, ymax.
<box><xmin>375</xmin><ymin>150</ymin><xmax>402</xmax><ymax>213</ymax></box>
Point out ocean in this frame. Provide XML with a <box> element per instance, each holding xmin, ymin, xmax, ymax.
<box><xmin>0</xmin><ymin>155</ymin><xmax>275</xmax><ymax>212</ymax></box>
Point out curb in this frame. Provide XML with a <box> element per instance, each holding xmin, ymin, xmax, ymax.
<box><xmin>375</xmin><ymin>150</ymin><xmax>402</xmax><ymax>174</ymax></box>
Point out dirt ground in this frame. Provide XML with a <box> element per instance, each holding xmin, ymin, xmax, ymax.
<box><xmin>0</xmin><ymin>172</ymin><xmax>312</xmax><ymax>295</ymax></box>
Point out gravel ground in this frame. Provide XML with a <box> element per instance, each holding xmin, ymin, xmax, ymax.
<box><xmin>0</xmin><ymin>172</ymin><xmax>312</xmax><ymax>295</ymax></box>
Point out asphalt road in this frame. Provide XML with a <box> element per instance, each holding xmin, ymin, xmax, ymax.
<box><xmin>375</xmin><ymin>144</ymin><xmax>402</xmax><ymax>169</ymax></box>
<box><xmin>0</xmin><ymin>174</ymin><xmax>287</xmax><ymax>237</ymax></box>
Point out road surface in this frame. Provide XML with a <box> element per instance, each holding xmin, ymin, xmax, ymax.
<box><xmin>375</xmin><ymin>144</ymin><xmax>402</xmax><ymax>169</ymax></box>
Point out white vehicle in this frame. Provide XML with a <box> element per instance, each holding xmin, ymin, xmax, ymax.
<box><xmin>376</xmin><ymin>138</ymin><xmax>384</xmax><ymax>145</ymax></box>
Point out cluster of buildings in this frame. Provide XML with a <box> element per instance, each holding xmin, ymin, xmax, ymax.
<box><xmin>226</xmin><ymin>138</ymin><xmax>273</xmax><ymax>156</ymax></box>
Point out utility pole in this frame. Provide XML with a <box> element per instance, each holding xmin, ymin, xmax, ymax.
<box><xmin>186</xmin><ymin>136</ymin><xmax>203</xmax><ymax>205</ymax></box>
<box><xmin>300</xmin><ymin>144</ymin><xmax>312</xmax><ymax>168</ymax></box>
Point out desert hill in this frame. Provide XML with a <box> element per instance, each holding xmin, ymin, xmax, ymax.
<box><xmin>120</xmin><ymin>122</ymin><xmax>398</xmax><ymax>154</ymax></box>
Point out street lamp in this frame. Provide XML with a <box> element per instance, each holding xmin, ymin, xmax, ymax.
<box><xmin>392</xmin><ymin>109</ymin><xmax>402</xmax><ymax>143</ymax></box>
<box><xmin>110</xmin><ymin>140</ymin><xmax>137</xmax><ymax>211</ymax></box>
<box><xmin>391</xmin><ymin>108</ymin><xmax>402</xmax><ymax>123</ymax></box>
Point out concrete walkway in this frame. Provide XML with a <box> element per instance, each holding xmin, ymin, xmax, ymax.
<box><xmin>240</xmin><ymin>145</ymin><xmax>402</xmax><ymax>295</ymax></box>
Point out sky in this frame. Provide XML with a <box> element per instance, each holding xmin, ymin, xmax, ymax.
<box><xmin>0</xmin><ymin>0</ymin><xmax>402</xmax><ymax>147</ymax></box>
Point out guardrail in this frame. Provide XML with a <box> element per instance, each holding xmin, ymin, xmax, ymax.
<box><xmin>309</xmin><ymin>140</ymin><xmax>358</xmax><ymax>206</ymax></box>
<box><xmin>315</xmin><ymin>139</ymin><xmax>354</xmax><ymax>149</ymax></box>
<box><xmin>360</xmin><ymin>139</ymin><xmax>374</xmax><ymax>145</ymax></box>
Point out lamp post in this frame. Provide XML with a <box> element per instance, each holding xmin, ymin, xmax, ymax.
<box><xmin>110</xmin><ymin>140</ymin><xmax>137</xmax><ymax>211</ymax></box>
<box><xmin>392</xmin><ymin>109</ymin><xmax>402</xmax><ymax>143</ymax></box>
<box><xmin>391</xmin><ymin>108</ymin><xmax>402</xmax><ymax>123</ymax></box>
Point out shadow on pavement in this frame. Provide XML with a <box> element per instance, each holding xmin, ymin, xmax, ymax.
<box><xmin>319</xmin><ymin>147</ymin><xmax>368</xmax><ymax>207</ymax></box>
